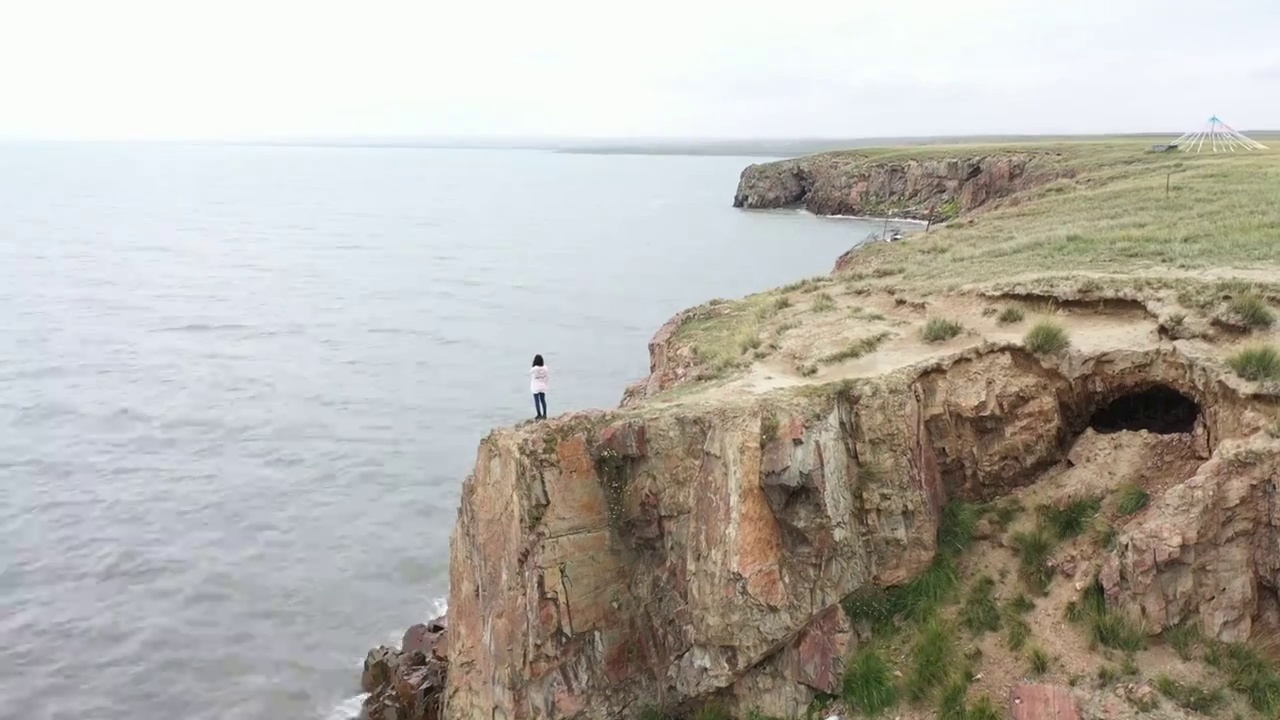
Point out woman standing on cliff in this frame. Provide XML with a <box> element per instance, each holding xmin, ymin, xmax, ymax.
<box><xmin>530</xmin><ymin>355</ymin><xmax>549</xmax><ymax>420</ymax></box>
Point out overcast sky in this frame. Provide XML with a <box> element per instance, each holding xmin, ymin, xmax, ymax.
<box><xmin>2</xmin><ymin>0</ymin><xmax>1277</xmax><ymax>140</ymax></box>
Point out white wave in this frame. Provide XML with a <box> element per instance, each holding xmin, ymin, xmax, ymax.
<box><xmin>429</xmin><ymin>596</ymin><xmax>448</xmax><ymax>617</ymax></box>
<box><xmin>353</xmin><ymin>596</ymin><xmax>450</xmax><ymax>669</ymax></box>
<box><xmin>323</xmin><ymin>692</ymin><xmax>368</xmax><ymax>720</ymax></box>
<box><xmin>824</xmin><ymin>213</ymin><xmax>929</xmax><ymax>226</ymax></box>
<box><xmin>787</xmin><ymin>207</ymin><xmax>930</xmax><ymax>225</ymax></box>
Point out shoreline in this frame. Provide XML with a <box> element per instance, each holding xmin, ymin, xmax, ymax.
<box><xmin>747</xmin><ymin>206</ymin><xmax>933</xmax><ymax>227</ymax></box>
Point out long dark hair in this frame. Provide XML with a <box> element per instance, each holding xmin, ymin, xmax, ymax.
<box><xmin>532</xmin><ymin>354</ymin><xmax>544</xmax><ymax>367</ymax></box>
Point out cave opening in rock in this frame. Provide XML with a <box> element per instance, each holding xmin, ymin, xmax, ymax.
<box><xmin>1088</xmin><ymin>386</ymin><xmax>1200</xmax><ymax>435</ymax></box>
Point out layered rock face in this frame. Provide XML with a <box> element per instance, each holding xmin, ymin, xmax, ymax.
<box><xmin>1101</xmin><ymin>435</ymin><xmax>1280</xmax><ymax>643</ymax></box>
<box><xmin>732</xmin><ymin>153</ymin><xmax>1064</xmax><ymax>220</ymax></box>
<box><xmin>444</xmin><ymin>391</ymin><xmax>940</xmax><ymax>719</ymax></box>
<box><xmin>432</xmin><ymin>341</ymin><xmax>1271</xmax><ymax>719</ymax></box>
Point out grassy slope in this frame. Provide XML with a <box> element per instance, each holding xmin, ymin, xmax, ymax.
<box><xmin>843</xmin><ymin>140</ymin><xmax>1280</xmax><ymax>283</ymax></box>
<box><xmin>672</xmin><ymin>140</ymin><xmax>1279</xmax><ymax>380</ymax></box>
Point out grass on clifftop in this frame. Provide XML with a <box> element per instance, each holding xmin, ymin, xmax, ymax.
<box><xmin>1229</xmin><ymin>293</ymin><xmax>1277</xmax><ymax>329</ymax></box>
<box><xmin>1229</xmin><ymin>345</ymin><xmax>1280</xmax><ymax>381</ymax></box>
<box><xmin>921</xmin><ymin>317</ymin><xmax>964</xmax><ymax>343</ymax></box>
<box><xmin>660</xmin><ymin>140</ymin><xmax>1279</xmax><ymax>394</ymax></box>
<box><xmin>839</xmin><ymin>141</ymin><xmax>1280</xmax><ymax>285</ymax></box>
<box><xmin>1024</xmin><ymin>320</ymin><xmax>1070</xmax><ymax>355</ymax></box>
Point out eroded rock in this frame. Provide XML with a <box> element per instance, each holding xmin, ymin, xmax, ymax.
<box><xmin>1101</xmin><ymin>439</ymin><xmax>1280</xmax><ymax>642</ymax></box>
<box><xmin>361</xmin><ymin>618</ymin><xmax>448</xmax><ymax>720</ymax></box>
<box><xmin>733</xmin><ymin>154</ymin><xmax>1063</xmax><ymax>223</ymax></box>
<box><xmin>444</xmin><ymin>391</ymin><xmax>937</xmax><ymax>719</ymax></box>
<box><xmin>435</xmin><ymin>339</ymin><xmax>1267</xmax><ymax>718</ymax></box>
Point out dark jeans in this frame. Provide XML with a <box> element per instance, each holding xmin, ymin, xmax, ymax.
<box><xmin>533</xmin><ymin>392</ymin><xmax>547</xmax><ymax>418</ymax></box>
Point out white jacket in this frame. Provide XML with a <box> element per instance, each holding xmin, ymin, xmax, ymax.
<box><xmin>530</xmin><ymin>366</ymin><xmax>549</xmax><ymax>393</ymax></box>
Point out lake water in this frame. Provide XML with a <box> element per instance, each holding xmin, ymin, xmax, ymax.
<box><xmin>0</xmin><ymin>144</ymin><xmax>898</xmax><ymax>720</ymax></box>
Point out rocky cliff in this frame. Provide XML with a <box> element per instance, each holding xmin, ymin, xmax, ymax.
<box><xmin>360</xmin><ymin>143</ymin><xmax>1280</xmax><ymax>720</ymax></box>
<box><xmin>732</xmin><ymin>153</ymin><xmax>1065</xmax><ymax>220</ymax></box>
<box><xmin>444</xmin><ymin>386</ymin><xmax>934</xmax><ymax>720</ymax></box>
<box><xmin>362</xmin><ymin>332</ymin><xmax>1279</xmax><ymax>719</ymax></box>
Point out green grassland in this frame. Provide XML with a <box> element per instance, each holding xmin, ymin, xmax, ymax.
<box><xmin>668</xmin><ymin>140</ymin><xmax>1278</xmax><ymax>383</ymax></box>
<box><xmin>842</xmin><ymin>140</ymin><xmax>1279</xmax><ymax>285</ymax></box>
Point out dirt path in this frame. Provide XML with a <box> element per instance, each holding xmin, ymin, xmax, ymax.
<box><xmin>656</xmin><ymin>290</ymin><xmax>1166</xmax><ymax>408</ymax></box>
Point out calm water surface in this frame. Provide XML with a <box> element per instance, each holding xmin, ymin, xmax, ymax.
<box><xmin>0</xmin><ymin>144</ymin><xmax>898</xmax><ymax>720</ymax></box>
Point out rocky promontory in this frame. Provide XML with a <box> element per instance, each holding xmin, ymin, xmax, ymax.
<box><xmin>732</xmin><ymin>152</ymin><xmax>1066</xmax><ymax>220</ymax></box>
<box><xmin>361</xmin><ymin>142</ymin><xmax>1280</xmax><ymax>720</ymax></box>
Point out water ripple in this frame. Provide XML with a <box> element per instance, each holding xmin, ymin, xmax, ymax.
<box><xmin>0</xmin><ymin>143</ymin><xmax>888</xmax><ymax>720</ymax></box>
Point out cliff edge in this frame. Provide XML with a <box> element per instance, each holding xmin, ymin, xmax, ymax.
<box><xmin>732</xmin><ymin>149</ymin><xmax>1069</xmax><ymax>220</ymax></box>
<box><xmin>362</xmin><ymin>141</ymin><xmax>1280</xmax><ymax>720</ymax></box>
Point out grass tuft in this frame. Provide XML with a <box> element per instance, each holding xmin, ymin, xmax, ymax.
<box><xmin>960</xmin><ymin>576</ymin><xmax>1001</xmax><ymax>635</ymax></box>
<box><xmin>811</xmin><ymin>291</ymin><xmax>837</xmax><ymax>312</ymax></box>
<box><xmin>938</xmin><ymin>502</ymin><xmax>981</xmax><ymax>555</ymax></box>
<box><xmin>1028</xmin><ymin>646</ymin><xmax>1051</xmax><ymax>675</ymax></box>
<box><xmin>966</xmin><ymin>696</ymin><xmax>1003</xmax><ymax>720</ymax></box>
<box><xmin>997</xmin><ymin>306</ymin><xmax>1025</xmax><ymax>325</ymax></box>
<box><xmin>690</xmin><ymin>706</ymin><xmax>729</xmax><ymax>720</ymax></box>
<box><xmin>1092</xmin><ymin>517</ymin><xmax>1118</xmax><ymax>549</ymax></box>
<box><xmin>991</xmin><ymin>498</ymin><xmax>1023</xmax><ymax>529</ymax></box>
<box><xmin>1089</xmin><ymin>608</ymin><xmax>1147</xmax><ymax>652</ymax></box>
<box><xmin>937</xmin><ymin>676</ymin><xmax>969</xmax><ymax>720</ymax></box>
<box><xmin>1155</xmin><ymin>675</ymin><xmax>1225</xmax><ymax>714</ymax></box>
<box><xmin>1164</xmin><ymin>622</ymin><xmax>1202</xmax><ymax>661</ymax></box>
<box><xmin>843</xmin><ymin>502</ymin><xmax>976</xmax><ymax>631</ymax></box>
<box><xmin>1011</xmin><ymin>526</ymin><xmax>1056</xmax><ymax>594</ymax></box>
<box><xmin>1121</xmin><ymin>653</ymin><xmax>1140</xmax><ymax>676</ymax></box>
<box><xmin>1024</xmin><ymin>320</ymin><xmax>1070</xmax><ymax>354</ymax></box>
<box><xmin>759</xmin><ymin>414</ymin><xmax>779</xmax><ymax>447</ymax></box>
<box><xmin>1115</xmin><ymin>484</ymin><xmax>1149</xmax><ymax>516</ymax></box>
<box><xmin>1205</xmin><ymin>641</ymin><xmax>1280</xmax><ymax>716</ymax></box>
<box><xmin>1229</xmin><ymin>293</ymin><xmax>1276</xmax><ymax>329</ymax></box>
<box><xmin>780</xmin><ymin>277</ymin><xmax>824</xmax><ymax>293</ymax></box>
<box><xmin>820</xmin><ymin>332</ymin><xmax>893</xmax><ymax>364</ymax></box>
<box><xmin>905</xmin><ymin>619</ymin><xmax>955</xmax><ymax>701</ymax></box>
<box><xmin>922</xmin><ymin>317</ymin><xmax>964</xmax><ymax>343</ymax></box>
<box><xmin>1228</xmin><ymin>345</ymin><xmax>1280</xmax><ymax>382</ymax></box>
<box><xmin>1039</xmin><ymin>496</ymin><xmax>1102</xmax><ymax>540</ymax></box>
<box><xmin>844</xmin><ymin>555</ymin><xmax>960</xmax><ymax>630</ymax></box>
<box><xmin>1005</xmin><ymin>614</ymin><xmax>1031</xmax><ymax>651</ymax></box>
<box><xmin>1007</xmin><ymin>593</ymin><xmax>1035</xmax><ymax>615</ymax></box>
<box><xmin>841</xmin><ymin>647</ymin><xmax>898</xmax><ymax>715</ymax></box>
<box><xmin>1064</xmin><ymin>576</ymin><xmax>1146</xmax><ymax>650</ymax></box>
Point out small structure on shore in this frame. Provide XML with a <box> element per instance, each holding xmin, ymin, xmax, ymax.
<box><xmin>1170</xmin><ymin>115</ymin><xmax>1268</xmax><ymax>152</ymax></box>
